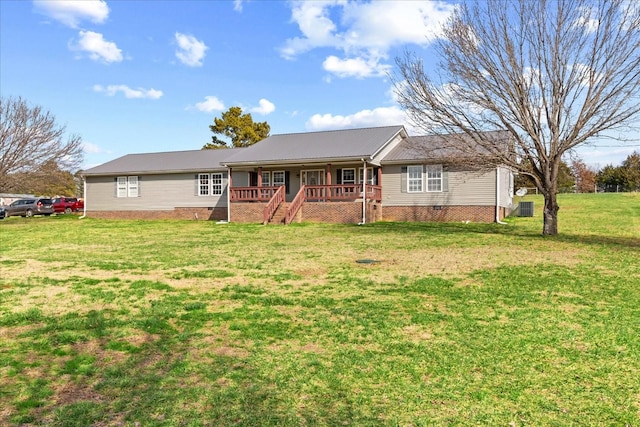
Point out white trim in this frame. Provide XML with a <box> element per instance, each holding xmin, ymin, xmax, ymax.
<box><xmin>117</xmin><ymin>176</ymin><xmax>128</xmax><ymax>198</ymax></box>
<box><xmin>127</xmin><ymin>176</ymin><xmax>139</xmax><ymax>197</ymax></box>
<box><xmin>407</xmin><ymin>165</ymin><xmax>423</xmax><ymax>193</ymax></box>
<box><xmin>358</xmin><ymin>167</ymin><xmax>374</xmax><ymax>184</ymax></box>
<box><xmin>211</xmin><ymin>172</ymin><xmax>223</xmax><ymax>195</ymax></box>
<box><xmin>301</xmin><ymin>169</ymin><xmax>325</xmax><ymax>186</ymax></box>
<box><xmin>342</xmin><ymin>168</ymin><xmax>356</xmax><ymax>184</ymax></box>
<box><xmin>425</xmin><ymin>165</ymin><xmax>443</xmax><ymax>192</ymax></box>
<box><xmin>272</xmin><ymin>170</ymin><xmax>285</xmax><ymax>187</ymax></box>
<box><xmin>198</xmin><ymin>173</ymin><xmax>210</xmax><ymax>196</ymax></box>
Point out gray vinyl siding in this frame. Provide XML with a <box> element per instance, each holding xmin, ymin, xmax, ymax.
<box><xmin>382</xmin><ymin>165</ymin><xmax>497</xmax><ymax>206</ymax></box>
<box><xmin>86</xmin><ymin>173</ymin><xmax>228</xmax><ymax>211</ymax></box>
<box><xmin>498</xmin><ymin>166</ymin><xmax>514</xmax><ymax>207</ymax></box>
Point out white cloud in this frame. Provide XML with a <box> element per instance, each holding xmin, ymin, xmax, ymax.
<box><xmin>71</xmin><ymin>31</ymin><xmax>123</xmax><ymax>63</ymax></box>
<box><xmin>323</xmin><ymin>55</ymin><xmax>391</xmax><ymax>79</ymax></box>
<box><xmin>306</xmin><ymin>106</ymin><xmax>407</xmax><ymax>130</ymax></box>
<box><xmin>233</xmin><ymin>0</ymin><xmax>244</xmax><ymax>12</ymax></box>
<box><xmin>250</xmin><ymin>99</ymin><xmax>276</xmax><ymax>115</ymax></box>
<box><xmin>93</xmin><ymin>84</ymin><xmax>163</xmax><ymax>99</ymax></box>
<box><xmin>175</xmin><ymin>32</ymin><xmax>208</xmax><ymax>67</ymax></box>
<box><xmin>281</xmin><ymin>1</ymin><xmax>455</xmax><ymax>79</ymax></box>
<box><xmin>194</xmin><ymin>96</ymin><xmax>225</xmax><ymax>113</ymax></box>
<box><xmin>34</xmin><ymin>0</ymin><xmax>109</xmax><ymax>28</ymax></box>
<box><xmin>83</xmin><ymin>142</ymin><xmax>110</xmax><ymax>154</ymax></box>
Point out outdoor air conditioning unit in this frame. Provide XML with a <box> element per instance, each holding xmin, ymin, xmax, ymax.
<box><xmin>518</xmin><ymin>201</ymin><xmax>534</xmax><ymax>217</ymax></box>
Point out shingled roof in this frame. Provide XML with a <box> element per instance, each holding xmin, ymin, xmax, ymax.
<box><xmin>223</xmin><ymin>125</ymin><xmax>406</xmax><ymax>166</ymax></box>
<box><xmin>82</xmin><ymin>148</ymin><xmax>242</xmax><ymax>176</ymax></box>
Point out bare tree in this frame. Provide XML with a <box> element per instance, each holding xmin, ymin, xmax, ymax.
<box><xmin>394</xmin><ymin>0</ymin><xmax>640</xmax><ymax>235</ymax></box>
<box><xmin>0</xmin><ymin>96</ymin><xmax>84</xmax><ymax>191</ymax></box>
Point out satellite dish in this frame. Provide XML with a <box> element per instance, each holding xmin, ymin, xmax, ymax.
<box><xmin>516</xmin><ymin>188</ymin><xmax>528</xmax><ymax>197</ymax></box>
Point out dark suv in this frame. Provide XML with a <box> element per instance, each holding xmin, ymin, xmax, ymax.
<box><xmin>1</xmin><ymin>198</ymin><xmax>54</xmax><ymax>218</ymax></box>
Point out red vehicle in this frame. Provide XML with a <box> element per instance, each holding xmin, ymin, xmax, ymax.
<box><xmin>52</xmin><ymin>197</ymin><xmax>84</xmax><ymax>214</ymax></box>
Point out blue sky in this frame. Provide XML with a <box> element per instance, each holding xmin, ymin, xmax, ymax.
<box><xmin>1</xmin><ymin>0</ymin><xmax>637</xmax><ymax>170</ymax></box>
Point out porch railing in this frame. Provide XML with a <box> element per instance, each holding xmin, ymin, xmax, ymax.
<box><xmin>263</xmin><ymin>186</ymin><xmax>285</xmax><ymax>225</ymax></box>
<box><xmin>230</xmin><ymin>186</ymin><xmax>280</xmax><ymax>202</ymax></box>
<box><xmin>305</xmin><ymin>184</ymin><xmax>382</xmax><ymax>202</ymax></box>
<box><xmin>285</xmin><ymin>185</ymin><xmax>306</xmax><ymax>225</ymax></box>
<box><xmin>366</xmin><ymin>185</ymin><xmax>382</xmax><ymax>202</ymax></box>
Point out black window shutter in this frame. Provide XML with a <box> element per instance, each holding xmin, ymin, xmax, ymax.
<box><xmin>137</xmin><ymin>176</ymin><xmax>141</xmax><ymax>196</ymax></box>
<box><xmin>400</xmin><ymin>166</ymin><xmax>407</xmax><ymax>193</ymax></box>
<box><xmin>114</xmin><ymin>177</ymin><xmax>118</xmax><ymax>197</ymax></box>
<box><xmin>195</xmin><ymin>174</ymin><xmax>199</xmax><ymax>196</ymax></box>
<box><xmin>336</xmin><ymin>169</ymin><xmax>342</xmax><ymax>184</ymax></box>
<box><xmin>443</xmin><ymin>170</ymin><xmax>449</xmax><ymax>192</ymax></box>
<box><xmin>285</xmin><ymin>171</ymin><xmax>290</xmax><ymax>194</ymax></box>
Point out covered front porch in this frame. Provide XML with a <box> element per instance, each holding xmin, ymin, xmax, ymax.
<box><xmin>227</xmin><ymin>165</ymin><xmax>382</xmax><ymax>224</ymax></box>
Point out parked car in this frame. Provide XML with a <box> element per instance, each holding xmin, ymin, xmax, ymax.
<box><xmin>0</xmin><ymin>206</ymin><xmax>5</xmax><ymax>219</ymax></box>
<box><xmin>1</xmin><ymin>198</ymin><xmax>54</xmax><ymax>218</ymax></box>
<box><xmin>52</xmin><ymin>197</ymin><xmax>83</xmax><ymax>214</ymax></box>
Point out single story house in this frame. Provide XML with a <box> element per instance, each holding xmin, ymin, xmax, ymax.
<box><xmin>81</xmin><ymin>125</ymin><xmax>514</xmax><ymax>224</ymax></box>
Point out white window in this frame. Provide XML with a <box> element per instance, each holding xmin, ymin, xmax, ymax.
<box><xmin>272</xmin><ymin>171</ymin><xmax>285</xmax><ymax>187</ymax></box>
<box><xmin>117</xmin><ymin>177</ymin><xmax>128</xmax><ymax>198</ymax></box>
<box><xmin>199</xmin><ymin>174</ymin><xmax>210</xmax><ymax>196</ymax></box>
<box><xmin>261</xmin><ymin>171</ymin><xmax>271</xmax><ymax>186</ymax></box>
<box><xmin>211</xmin><ymin>173</ymin><xmax>223</xmax><ymax>195</ymax></box>
<box><xmin>199</xmin><ymin>173</ymin><xmax>224</xmax><ymax>196</ymax></box>
<box><xmin>128</xmin><ymin>176</ymin><xmax>139</xmax><ymax>197</ymax></box>
<box><xmin>342</xmin><ymin>168</ymin><xmax>355</xmax><ymax>184</ymax></box>
<box><xmin>358</xmin><ymin>167</ymin><xmax>374</xmax><ymax>184</ymax></box>
<box><xmin>426</xmin><ymin>165</ymin><xmax>443</xmax><ymax>192</ymax></box>
<box><xmin>117</xmin><ymin>176</ymin><xmax>139</xmax><ymax>198</ymax></box>
<box><xmin>407</xmin><ymin>166</ymin><xmax>423</xmax><ymax>192</ymax></box>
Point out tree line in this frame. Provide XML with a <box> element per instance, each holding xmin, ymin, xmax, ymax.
<box><xmin>516</xmin><ymin>153</ymin><xmax>640</xmax><ymax>194</ymax></box>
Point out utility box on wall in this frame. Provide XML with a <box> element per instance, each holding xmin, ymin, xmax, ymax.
<box><xmin>518</xmin><ymin>201</ymin><xmax>534</xmax><ymax>217</ymax></box>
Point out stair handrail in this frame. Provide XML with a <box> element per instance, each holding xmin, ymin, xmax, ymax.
<box><xmin>263</xmin><ymin>185</ymin><xmax>285</xmax><ymax>224</ymax></box>
<box><xmin>285</xmin><ymin>185</ymin><xmax>306</xmax><ymax>225</ymax></box>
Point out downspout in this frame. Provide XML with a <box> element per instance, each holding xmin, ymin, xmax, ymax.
<box><xmin>360</xmin><ymin>159</ymin><xmax>367</xmax><ymax>225</ymax></box>
<box><xmin>496</xmin><ymin>167</ymin><xmax>507</xmax><ymax>225</ymax></box>
<box><xmin>79</xmin><ymin>176</ymin><xmax>87</xmax><ymax>219</ymax></box>
<box><xmin>226</xmin><ymin>166</ymin><xmax>231</xmax><ymax>223</ymax></box>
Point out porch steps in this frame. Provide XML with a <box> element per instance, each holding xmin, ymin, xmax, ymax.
<box><xmin>267</xmin><ymin>202</ymin><xmax>288</xmax><ymax>225</ymax></box>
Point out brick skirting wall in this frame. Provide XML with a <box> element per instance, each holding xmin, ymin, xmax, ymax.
<box><xmin>87</xmin><ymin>207</ymin><xmax>227</xmax><ymax>221</ymax></box>
<box><xmin>230</xmin><ymin>203</ymin><xmax>266</xmax><ymax>223</ymax></box>
<box><xmin>231</xmin><ymin>201</ymin><xmax>382</xmax><ymax>224</ymax></box>
<box><xmin>382</xmin><ymin>205</ymin><xmax>499</xmax><ymax>223</ymax></box>
<box><xmin>87</xmin><ymin>204</ymin><xmax>504</xmax><ymax>223</ymax></box>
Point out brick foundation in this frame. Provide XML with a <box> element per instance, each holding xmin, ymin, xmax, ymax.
<box><xmin>231</xmin><ymin>201</ymin><xmax>381</xmax><ymax>224</ymax></box>
<box><xmin>87</xmin><ymin>204</ymin><xmax>504</xmax><ymax>224</ymax></box>
<box><xmin>382</xmin><ymin>205</ymin><xmax>498</xmax><ymax>223</ymax></box>
<box><xmin>87</xmin><ymin>207</ymin><xmax>227</xmax><ymax>221</ymax></box>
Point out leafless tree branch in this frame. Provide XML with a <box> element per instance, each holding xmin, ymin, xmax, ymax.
<box><xmin>394</xmin><ymin>0</ymin><xmax>640</xmax><ymax>234</ymax></box>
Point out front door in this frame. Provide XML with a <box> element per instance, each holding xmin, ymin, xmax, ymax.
<box><xmin>302</xmin><ymin>169</ymin><xmax>325</xmax><ymax>200</ymax></box>
<box><xmin>301</xmin><ymin>170</ymin><xmax>325</xmax><ymax>186</ymax></box>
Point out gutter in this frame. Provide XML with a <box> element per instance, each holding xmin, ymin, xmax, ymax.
<box><xmin>360</xmin><ymin>159</ymin><xmax>367</xmax><ymax>225</ymax></box>
<box><xmin>495</xmin><ymin>167</ymin><xmax>507</xmax><ymax>225</ymax></box>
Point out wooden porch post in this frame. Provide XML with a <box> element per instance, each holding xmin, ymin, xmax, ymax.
<box><xmin>377</xmin><ymin>166</ymin><xmax>382</xmax><ymax>186</ymax></box>
<box><xmin>326</xmin><ymin>164</ymin><xmax>332</xmax><ymax>185</ymax></box>
<box><xmin>257</xmin><ymin>167</ymin><xmax>262</xmax><ymax>187</ymax></box>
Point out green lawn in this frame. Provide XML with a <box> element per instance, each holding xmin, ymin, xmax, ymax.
<box><xmin>0</xmin><ymin>193</ymin><xmax>639</xmax><ymax>426</ymax></box>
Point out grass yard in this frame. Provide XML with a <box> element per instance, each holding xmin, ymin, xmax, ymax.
<box><xmin>0</xmin><ymin>193</ymin><xmax>639</xmax><ymax>426</ymax></box>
